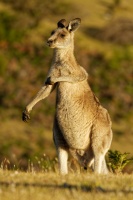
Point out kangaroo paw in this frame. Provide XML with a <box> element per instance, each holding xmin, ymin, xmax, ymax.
<box><xmin>45</xmin><ymin>77</ymin><xmax>54</xmax><ymax>85</ymax></box>
<box><xmin>22</xmin><ymin>109</ymin><xmax>30</xmax><ymax>122</ymax></box>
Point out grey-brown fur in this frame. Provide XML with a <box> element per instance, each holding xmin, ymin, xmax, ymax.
<box><xmin>23</xmin><ymin>18</ymin><xmax>113</xmax><ymax>174</ymax></box>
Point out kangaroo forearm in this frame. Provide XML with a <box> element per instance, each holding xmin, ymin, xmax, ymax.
<box><xmin>49</xmin><ymin>67</ymin><xmax>88</xmax><ymax>84</ymax></box>
<box><xmin>26</xmin><ymin>85</ymin><xmax>54</xmax><ymax>112</ymax></box>
<box><xmin>51</xmin><ymin>75</ymin><xmax>85</xmax><ymax>83</ymax></box>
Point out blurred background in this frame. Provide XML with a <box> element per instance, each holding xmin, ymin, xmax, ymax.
<box><xmin>0</xmin><ymin>0</ymin><xmax>133</xmax><ymax>171</ymax></box>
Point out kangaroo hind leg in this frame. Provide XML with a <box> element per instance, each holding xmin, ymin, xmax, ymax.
<box><xmin>58</xmin><ymin>147</ymin><xmax>68</xmax><ymax>175</ymax></box>
<box><xmin>53</xmin><ymin>118</ymin><xmax>69</xmax><ymax>175</ymax></box>
<box><xmin>92</xmin><ymin>130</ymin><xmax>112</xmax><ymax>174</ymax></box>
<box><xmin>93</xmin><ymin>153</ymin><xmax>105</xmax><ymax>174</ymax></box>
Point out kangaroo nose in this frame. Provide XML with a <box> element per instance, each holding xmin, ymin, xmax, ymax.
<box><xmin>47</xmin><ymin>39</ymin><xmax>53</xmax><ymax>45</ymax></box>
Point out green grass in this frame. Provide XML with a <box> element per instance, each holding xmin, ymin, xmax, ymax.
<box><xmin>0</xmin><ymin>170</ymin><xmax>133</xmax><ymax>200</ymax></box>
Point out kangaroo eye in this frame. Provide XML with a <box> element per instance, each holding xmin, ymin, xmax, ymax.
<box><xmin>60</xmin><ymin>34</ymin><xmax>65</xmax><ymax>38</ymax></box>
<box><xmin>51</xmin><ymin>31</ymin><xmax>55</xmax><ymax>35</ymax></box>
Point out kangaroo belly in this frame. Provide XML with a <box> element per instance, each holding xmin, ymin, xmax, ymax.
<box><xmin>55</xmin><ymin>82</ymin><xmax>95</xmax><ymax>149</ymax></box>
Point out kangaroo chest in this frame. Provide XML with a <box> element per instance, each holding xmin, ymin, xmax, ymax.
<box><xmin>55</xmin><ymin>82</ymin><xmax>97</xmax><ymax>149</ymax></box>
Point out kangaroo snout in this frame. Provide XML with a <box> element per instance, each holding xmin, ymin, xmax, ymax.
<box><xmin>47</xmin><ymin>39</ymin><xmax>53</xmax><ymax>46</ymax></box>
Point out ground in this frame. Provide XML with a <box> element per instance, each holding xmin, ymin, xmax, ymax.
<box><xmin>0</xmin><ymin>170</ymin><xmax>133</xmax><ymax>200</ymax></box>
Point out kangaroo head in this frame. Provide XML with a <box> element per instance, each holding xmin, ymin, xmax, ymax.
<box><xmin>47</xmin><ymin>18</ymin><xmax>81</xmax><ymax>49</ymax></box>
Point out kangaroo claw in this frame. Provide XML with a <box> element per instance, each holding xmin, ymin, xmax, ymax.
<box><xmin>22</xmin><ymin>109</ymin><xmax>30</xmax><ymax>122</ymax></box>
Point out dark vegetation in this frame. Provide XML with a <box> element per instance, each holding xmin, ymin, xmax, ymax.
<box><xmin>0</xmin><ymin>0</ymin><xmax>133</xmax><ymax>171</ymax></box>
<box><xmin>85</xmin><ymin>18</ymin><xmax>133</xmax><ymax>44</ymax></box>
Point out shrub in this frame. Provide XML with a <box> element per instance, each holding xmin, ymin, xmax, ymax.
<box><xmin>107</xmin><ymin>150</ymin><xmax>133</xmax><ymax>174</ymax></box>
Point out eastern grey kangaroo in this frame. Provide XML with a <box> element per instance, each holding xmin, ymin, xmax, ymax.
<box><xmin>22</xmin><ymin>18</ymin><xmax>113</xmax><ymax>174</ymax></box>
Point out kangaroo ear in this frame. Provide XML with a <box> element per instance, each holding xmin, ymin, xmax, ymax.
<box><xmin>57</xmin><ymin>19</ymin><xmax>66</xmax><ymax>28</ymax></box>
<box><xmin>67</xmin><ymin>18</ymin><xmax>81</xmax><ymax>32</ymax></box>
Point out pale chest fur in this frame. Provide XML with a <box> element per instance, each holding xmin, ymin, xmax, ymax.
<box><xmin>55</xmin><ymin>80</ymin><xmax>99</xmax><ymax>149</ymax></box>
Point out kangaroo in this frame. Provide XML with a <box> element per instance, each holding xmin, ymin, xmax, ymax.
<box><xmin>22</xmin><ymin>18</ymin><xmax>113</xmax><ymax>175</ymax></box>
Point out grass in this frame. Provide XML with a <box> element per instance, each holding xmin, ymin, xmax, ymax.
<box><xmin>0</xmin><ymin>170</ymin><xmax>133</xmax><ymax>200</ymax></box>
